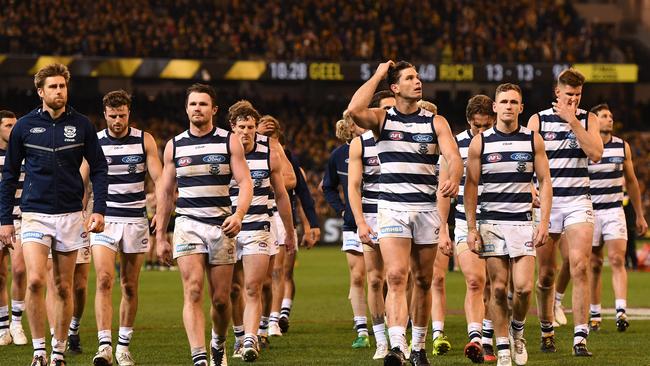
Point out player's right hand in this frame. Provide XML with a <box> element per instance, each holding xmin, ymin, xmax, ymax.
<box><xmin>357</xmin><ymin>221</ymin><xmax>376</xmax><ymax>246</ymax></box>
<box><xmin>157</xmin><ymin>238</ymin><xmax>173</xmax><ymax>266</ymax></box>
<box><xmin>376</xmin><ymin>61</ymin><xmax>395</xmax><ymax>79</ymax></box>
<box><xmin>467</xmin><ymin>228</ymin><xmax>482</xmax><ymax>254</ymax></box>
<box><xmin>0</xmin><ymin>224</ymin><xmax>15</xmax><ymax>249</ymax></box>
<box><xmin>438</xmin><ymin>179</ymin><xmax>459</xmax><ymax>198</ymax></box>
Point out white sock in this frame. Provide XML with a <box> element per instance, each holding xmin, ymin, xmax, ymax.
<box><xmin>431</xmin><ymin>320</ymin><xmax>444</xmax><ymax>339</ymax></box>
<box><xmin>554</xmin><ymin>291</ymin><xmax>564</xmax><ymax>306</ymax></box>
<box><xmin>51</xmin><ymin>337</ymin><xmax>67</xmax><ymax>361</ymax></box>
<box><xmin>411</xmin><ymin>326</ymin><xmax>427</xmax><ymax>351</ymax></box>
<box><xmin>0</xmin><ymin>305</ymin><xmax>8</xmax><ymax>331</ymax></box>
<box><xmin>496</xmin><ymin>336</ymin><xmax>510</xmax><ymax>357</ymax></box>
<box><xmin>482</xmin><ymin>319</ymin><xmax>494</xmax><ymax>346</ymax></box>
<box><xmin>32</xmin><ymin>337</ymin><xmax>47</xmax><ymax>357</ymax></box>
<box><xmin>573</xmin><ymin>324</ymin><xmax>589</xmax><ymax>345</ymax></box>
<box><xmin>117</xmin><ymin>326</ymin><xmax>133</xmax><ymax>353</ymax></box>
<box><xmin>388</xmin><ymin>326</ymin><xmax>406</xmax><ymax>352</ymax></box>
<box><xmin>615</xmin><ymin>299</ymin><xmax>627</xmax><ymax>314</ymax></box>
<box><xmin>10</xmin><ymin>299</ymin><xmax>24</xmax><ymax>325</ymax></box>
<box><xmin>98</xmin><ymin>329</ymin><xmax>112</xmax><ymax>348</ymax></box>
<box><xmin>590</xmin><ymin>304</ymin><xmax>602</xmax><ymax>321</ymax></box>
<box><xmin>373</xmin><ymin>322</ymin><xmax>387</xmax><ymax>345</ymax></box>
<box><xmin>467</xmin><ymin>322</ymin><xmax>482</xmax><ymax>343</ymax></box>
<box><xmin>269</xmin><ymin>312</ymin><xmax>280</xmax><ymax>325</ymax></box>
<box><xmin>354</xmin><ymin>316</ymin><xmax>368</xmax><ymax>337</ymax></box>
<box><xmin>68</xmin><ymin>316</ymin><xmax>81</xmax><ymax>336</ymax></box>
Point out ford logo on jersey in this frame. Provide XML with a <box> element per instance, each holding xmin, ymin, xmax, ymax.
<box><xmin>122</xmin><ymin>155</ymin><xmax>143</xmax><ymax>164</ymax></box>
<box><xmin>412</xmin><ymin>134</ymin><xmax>433</xmax><ymax>143</ymax></box>
<box><xmin>30</xmin><ymin>127</ymin><xmax>46</xmax><ymax>134</ymax></box>
<box><xmin>608</xmin><ymin>157</ymin><xmax>624</xmax><ymax>164</ymax></box>
<box><xmin>251</xmin><ymin>170</ymin><xmax>269</xmax><ymax>179</ymax></box>
<box><xmin>389</xmin><ymin>131</ymin><xmax>404</xmax><ymax>141</ymax></box>
<box><xmin>510</xmin><ymin>153</ymin><xmax>532</xmax><ymax>161</ymax></box>
<box><xmin>543</xmin><ymin>132</ymin><xmax>556</xmax><ymax>141</ymax></box>
<box><xmin>203</xmin><ymin>154</ymin><xmax>226</xmax><ymax>163</ymax></box>
<box><xmin>486</xmin><ymin>153</ymin><xmax>502</xmax><ymax>163</ymax></box>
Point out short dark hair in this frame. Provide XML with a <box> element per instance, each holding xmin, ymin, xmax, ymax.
<box><xmin>495</xmin><ymin>83</ymin><xmax>522</xmax><ymax>100</ymax></box>
<box><xmin>387</xmin><ymin>61</ymin><xmax>415</xmax><ymax>86</ymax></box>
<box><xmin>185</xmin><ymin>83</ymin><xmax>217</xmax><ymax>107</ymax></box>
<box><xmin>466</xmin><ymin>95</ymin><xmax>495</xmax><ymax>121</ymax></box>
<box><xmin>228</xmin><ymin>100</ymin><xmax>261</xmax><ymax>126</ymax></box>
<box><xmin>103</xmin><ymin>90</ymin><xmax>132</xmax><ymax>110</ymax></box>
<box><xmin>369</xmin><ymin>90</ymin><xmax>395</xmax><ymax>108</ymax></box>
<box><xmin>34</xmin><ymin>63</ymin><xmax>70</xmax><ymax>89</ymax></box>
<box><xmin>590</xmin><ymin>103</ymin><xmax>610</xmax><ymax>115</ymax></box>
<box><xmin>557</xmin><ymin>68</ymin><xmax>585</xmax><ymax>87</ymax></box>
<box><xmin>0</xmin><ymin>110</ymin><xmax>16</xmax><ymax>121</ymax></box>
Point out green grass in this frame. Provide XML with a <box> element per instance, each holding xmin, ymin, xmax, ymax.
<box><xmin>3</xmin><ymin>246</ymin><xmax>650</xmax><ymax>365</ymax></box>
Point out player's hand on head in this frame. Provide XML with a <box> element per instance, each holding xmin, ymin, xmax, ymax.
<box><xmin>376</xmin><ymin>61</ymin><xmax>395</xmax><ymax>78</ymax></box>
<box><xmin>88</xmin><ymin>213</ymin><xmax>105</xmax><ymax>233</ymax></box>
<box><xmin>222</xmin><ymin>214</ymin><xmax>242</xmax><ymax>238</ymax></box>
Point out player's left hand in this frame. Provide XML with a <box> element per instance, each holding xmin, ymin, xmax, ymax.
<box><xmin>284</xmin><ymin>231</ymin><xmax>296</xmax><ymax>254</ymax></box>
<box><xmin>222</xmin><ymin>213</ymin><xmax>242</xmax><ymax>238</ymax></box>
<box><xmin>552</xmin><ymin>98</ymin><xmax>578</xmax><ymax>124</ymax></box>
<box><xmin>533</xmin><ymin>222</ymin><xmax>549</xmax><ymax>247</ymax></box>
<box><xmin>637</xmin><ymin>216</ymin><xmax>648</xmax><ymax>236</ymax></box>
<box><xmin>438</xmin><ymin>179</ymin><xmax>459</xmax><ymax>198</ymax></box>
<box><xmin>438</xmin><ymin>226</ymin><xmax>453</xmax><ymax>257</ymax></box>
<box><xmin>149</xmin><ymin>215</ymin><xmax>158</xmax><ymax>232</ymax></box>
<box><xmin>87</xmin><ymin>213</ymin><xmax>105</xmax><ymax>233</ymax></box>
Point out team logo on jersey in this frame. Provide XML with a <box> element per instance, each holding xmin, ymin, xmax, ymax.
<box><xmin>29</xmin><ymin>127</ymin><xmax>46</xmax><ymax>134</ymax></box>
<box><xmin>543</xmin><ymin>132</ymin><xmax>556</xmax><ymax>141</ymax></box>
<box><xmin>615</xmin><ymin>163</ymin><xmax>622</xmax><ymax>171</ymax></box>
<box><xmin>251</xmin><ymin>170</ymin><xmax>269</xmax><ymax>180</ymax></box>
<box><xmin>608</xmin><ymin>157</ymin><xmax>624</xmax><ymax>164</ymax></box>
<box><xmin>517</xmin><ymin>162</ymin><xmax>527</xmax><ymax>173</ymax></box>
<box><xmin>128</xmin><ymin>164</ymin><xmax>137</xmax><ymax>174</ymax></box>
<box><xmin>209</xmin><ymin>164</ymin><xmax>220</xmax><ymax>175</ymax></box>
<box><xmin>122</xmin><ymin>155</ymin><xmax>143</xmax><ymax>164</ymax></box>
<box><xmin>524</xmin><ymin>241</ymin><xmax>533</xmax><ymax>248</ymax></box>
<box><xmin>366</xmin><ymin>157</ymin><xmax>379</xmax><ymax>166</ymax></box>
<box><xmin>63</xmin><ymin>125</ymin><xmax>77</xmax><ymax>139</ymax></box>
<box><xmin>389</xmin><ymin>131</ymin><xmax>404</xmax><ymax>141</ymax></box>
<box><xmin>418</xmin><ymin>143</ymin><xmax>428</xmax><ymax>155</ymax></box>
<box><xmin>567</xmin><ymin>131</ymin><xmax>576</xmax><ymax>139</ymax></box>
<box><xmin>412</xmin><ymin>134</ymin><xmax>433</xmax><ymax>143</ymax></box>
<box><xmin>569</xmin><ymin>139</ymin><xmax>579</xmax><ymax>149</ymax></box>
<box><xmin>177</xmin><ymin>157</ymin><xmax>192</xmax><ymax>167</ymax></box>
<box><xmin>203</xmin><ymin>154</ymin><xmax>226</xmax><ymax>163</ymax></box>
<box><xmin>486</xmin><ymin>153</ymin><xmax>502</xmax><ymax>163</ymax></box>
<box><xmin>105</xmin><ymin>156</ymin><xmax>112</xmax><ymax>164</ymax></box>
<box><xmin>511</xmin><ymin>153</ymin><xmax>532</xmax><ymax>161</ymax></box>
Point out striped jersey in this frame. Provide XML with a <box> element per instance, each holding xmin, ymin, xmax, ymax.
<box><xmin>174</xmin><ymin>127</ymin><xmax>232</xmax><ymax>225</ymax></box>
<box><xmin>0</xmin><ymin>150</ymin><xmax>23</xmax><ymax>219</ymax></box>
<box><xmin>257</xmin><ymin>134</ymin><xmax>278</xmax><ymax>215</ymax></box>
<box><xmin>360</xmin><ymin>130</ymin><xmax>380</xmax><ymax>215</ymax></box>
<box><xmin>454</xmin><ymin>129</ymin><xmax>482</xmax><ymax>222</ymax></box>
<box><xmin>230</xmin><ymin>133</ymin><xmax>271</xmax><ymax>234</ymax></box>
<box><xmin>98</xmin><ymin>127</ymin><xmax>146</xmax><ymax>220</ymax></box>
<box><xmin>588</xmin><ymin>136</ymin><xmax>625</xmax><ymax>210</ymax></box>
<box><xmin>538</xmin><ymin>107</ymin><xmax>590</xmax><ymax>206</ymax></box>
<box><xmin>377</xmin><ymin>107</ymin><xmax>439</xmax><ymax>211</ymax></box>
<box><xmin>479</xmin><ymin>126</ymin><xmax>535</xmax><ymax>223</ymax></box>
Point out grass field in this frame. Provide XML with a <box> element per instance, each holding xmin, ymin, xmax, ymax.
<box><xmin>2</xmin><ymin>245</ymin><xmax>650</xmax><ymax>365</ymax></box>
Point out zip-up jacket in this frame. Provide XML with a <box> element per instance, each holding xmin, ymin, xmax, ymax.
<box><xmin>0</xmin><ymin>106</ymin><xmax>108</xmax><ymax>225</ymax></box>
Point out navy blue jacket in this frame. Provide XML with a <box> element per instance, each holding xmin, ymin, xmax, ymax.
<box><xmin>322</xmin><ymin>143</ymin><xmax>356</xmax><ymax>232</ymax></box>
<box><xmin>287</xmin><ymin>149</ymin><xmax>319</xmax><ymax>228</ymax></box>
<box><xmin>0</xmin><ymin>107</ymin><xmax>108</xmax><ymax>225</ymax></box>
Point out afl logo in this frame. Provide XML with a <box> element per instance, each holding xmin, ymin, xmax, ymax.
<box><xmin>105</xmin><ymin>156</ymin><xmax>112</xmax><ymax>164</ymax></box>
<box><xmin>510</xmin><ymin>153</ymin><xmax>532</xmax><ymax>161</ymax></box>
<box><xmin>543</xmin><ymin>132</ymin><xmax>556</xmax><ymax>141</ymax></box>
<box><xmin>389</xmin><ymin>131</ymin><xmax>404</xmax><ymax>141</ymax></box>
<box><xmin>366</xmin><ymin>157</ymin><xmax>379</xmax><ymax>166</ymax></box>
<box><xmin>30</xmin><ymin>127</ymin><xmax>46</xmax><ymax>134</ymax></box>
<box><xmin>177</xmin><ymin>157</ymin><xmax>192</xmax><ymax>167</ymax></box>
<box><xmin>122</xmin><ymin>155</ymin><xmax>143</xmax><ymax>164</ymax></box>
<box><xmin>412</xmin><ymin>134</ymin><xmax>433</xmax><ymax>143</ymax></box>
<box><xmin>486</xmin><ymin>153</ymin><xmax>502</xmax><ymax>163</ymax></box>
<box><xmin>202</xmin><ymin>154</ymin><xmax>226</xmax><ymax>163</ymax></box>
<box><xmin>251</xmin><ymin>170</ymin><xmax>269</xmax><ymax>179</ymax></box>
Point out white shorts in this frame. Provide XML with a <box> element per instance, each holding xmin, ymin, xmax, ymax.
<box><xmin>342</xmin><ymin>230</ymin><xmax>363</xmax><ymax>253</ymax></box>
<box><xmin>479</xmin><ymin>222</ymin><xmax>536</xmax><ymax>258</ymax></box>
<box><xmin>377</xmin><ymin>208</ymin><xmax>440</xmax><ymax>245</ymax></box>
<box><xmin>268</xmin><ymin>225</ymin><xmax>279</xmax><ymax>256</ymax></box>
<box><xmin>48</xmin><ymin>246</ymin><xmax>91</xmax><ymax>264</ymax></box>
<box><xmin>90</xmin><ymin>218</ymin><xmax>150</xmax><ymax>254</ymax></box>
<box><xmin>236</xmin><ymin>231</ymin><xmax>272</xmax><ymax>260</ymax></box>
<box><xmin>21</xmin><ymin>211</ymin><xmax>88</xmax><ymax>252</ymax></box>
<box><xmin>359</xmin><ymin>214</ymin><xmax>379</xmax><ymax>244</ymax></box>
<box><xmin>454</xmin><ymin>219</ymin><xmax>471</xmax><ymax>255</ymax></box>
<box><xmin>537</xmin><ymin>202</ymin><xmax>594</xmax><ymax>234</ymax></box>
<box><xmin>269</xmin><ymin>212</ymin><xmax>298</xmax><ymax>253</ymax></box>
<box><xmin>172</xmin><ymin>216</ymin><xmax>236</xmax><ymax>265</ymax></box>
<box><xmin>592</xmin><ymin>207</ymin><xmax>627</xmax><ymax>246</ymax></box>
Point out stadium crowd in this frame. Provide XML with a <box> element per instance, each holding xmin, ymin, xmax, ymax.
<box><xmin>0</xmin><ymin>0</ymin><xmax>633</xmax><ymax>63</ymax></box>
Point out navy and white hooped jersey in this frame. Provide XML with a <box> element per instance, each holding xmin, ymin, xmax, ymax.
<box><xmin>256</xmin><ymin>134</ymin><xmax>278</xmax><ymax>215</ymax></box>
<box><xmin>360</xmin><ymin>130</ymin><xmax>380</xmax><ymax>215</ymax></box>
<box><xmin>230</xmin><ymin>134</ymin><xmax>271</xmax><ymax>234</ymax></box>
<box><xmin>0</xmin><ymin>150</ymin><xmax>23</xmax><ymax>219</ymax></box>
<box><xmin>479</xmin><ymin>126</ymin><xmax>535</xmax><ymax>223</ymax></box>
<box><xmin>98</xmin><ymin>127</ymin><xmax>147</xmax><ymax>220</ymax></box>
<box><xmin>173</xmin><ymin>127</ymin><xmax>232</xmax><ymax>226</ymax></box>
<box><xmin>454</xmin><ymin>129</ymin><xmax>483</xmax><ymax>223</ymax></box>
<box><xmin>538</xmin><ymin>107</ymin><xmax>590</xmax><ymax>206</ymax></box>
<box><xmin>377</xmin><ymin>107</ymin><xmax>439</xmax><ymax>211</ymax></box>
<box><xmin>588</xmin><ymin>136</ymin><xmax>625</xmax><ymax>211</ymax></box>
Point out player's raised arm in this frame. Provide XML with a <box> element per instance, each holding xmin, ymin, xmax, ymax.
<box><xmin>347</xmin><ymin>61</ymin><xmax>394</xmax><ymax>135</ymax></box>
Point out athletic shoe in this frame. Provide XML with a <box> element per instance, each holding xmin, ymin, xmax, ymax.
<box><xmin>31</xmin><ymin>355</ymin><xmax>48</xmax><ymax>366</ymax></box>
<box><xmin>616</xmin><ymin>314</ymin><xmax>629</xmax><ymax>332</ymax></box>
<box><xmin>351</xmin><ymin>335</ymin><xmax>370</xmax><ymax>349</ymax></box>
<box><xmin>49</xmin><ymin>359</ymin><xmax>66</xmax><ymax>366</ymax></box>
<box><xmin>268</xmin><ymin>323</ymin><xmax>282</xmax><ymax>337</ymax></box>
<box><xmin>242</xmin><ymin>345</ymin><xmax>258</xmax><ymax>362</ymax></box>
<box><xmin>67</xmin><ymin>334</ymin><xmax>82</xmax><ymax>354</ymax></box>
<box><xmin>463</xmin><ymin>342</ymin><xmax>484</xmax><ymax>363</ymax></box>
<box><xmin>539</xmin><ymin>335</ymin><xmax>556</xmax><ymax>353</ymax></box>
<box><xmin>258</xmin><ymin>335</ymin><xmax>270</xmax><ymax>350</ymax></box>
<box><xmin>409</xmin><ymin>349</ymin><xmax>431</xmax><ymax>366</ymax></box>
<box><xmin>93</xmin><ymin>345</ymin><xmax>113</xmax><ymax>366</ymax></box>
<box><xmin>483</xmin><ymin>343</ymin><xmax>497</xmax><ymax>362</ymax></box>
<box><xmin>0</xmin><ymin>329</ymin><xmax>11</xmax><ymax>345</ymax></box>
<box><xmin>9</xmin><ymin>323</ymin><xmax>27</xmax><ymax>345</ymax></box>
<box><xmin>572</xmin><ymin>343</ymin><xmax>592</xmax><ymax>357</ymax></box>
<box><xmin>553</xmin><ymin>303</ymin><xmax>567</xmax><ymax>326</ymax></box>
<box><xmin>432</xmin><ymin>335</ymin><xmax>451</xmax><ymax>356</ymax></box>
<box><xmin>511</xmin><ymin>337</ymin><xmax>527</xmax><ymax>366</ymax></box>
<box><xmin>383</xmin><ymin>347</ymin><xmax>407</xmax><ymax>366</ymax></box>
<box><xmin>210</xmin><ymin>346</ymin><xmax>227</xmax><ymax>366</ymax></box>
<box><xmin>373</xmin><ymin>343</ymin><xmax>389</xmax><ymax>360</ymax></box>
<box><xmin>588</xmin><ymin>320</ymin><xmax>601</xmax><ymax>332</ymax></box>
<box><xmin>497</xmin><ymin>351</ymin><xmax>512</xmax><ymax>366</ymax></box>
<box><xmin>115</xmin><ymin>349</ymin><xmax>135</xmax><ymax>366</ymax></box>
<box><xmin>278</xmin><ymin>316</ymin><xmax>289</xmax><ymax>334</ymax></box>
<box><xmin>232</xmin><ymin>338</ymin><xmax>243</xmax><ymax>359</ymax></box>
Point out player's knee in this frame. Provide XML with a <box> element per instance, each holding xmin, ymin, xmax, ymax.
<box><xmin>368</xmin><ymin>275</ymin><xmax>384</xmax><ymax>293</ymax></box>
<box><xmin>350</xmin><ymin>272</ymin><xmax>365</xmax><ymax>289</ymax></box>
<box><xmin>121</xmin><ymin>281</ymin><xmax>138</xmax><ymax>300</ymax></box>
<box><xmin>26</xmin><ymin>275</ymin><xmax>46</xmax><ymax>293</ymax></box>
<box><xmin>514</xmin><ymin>283</ymin><xmax>533</xmax><ymax>299</ymax></box>
<box><xmin>271</xmin><ymin>267</ymin><xmax>283</xmax><ymax>281</ymax></box>
<box><xmin>591</xmin><ymin>255</ymin><xmax>604</xmax><ymax>272</ymax></box>
<box><xmin>609</xmin><ymin>253</ymin><xmax>625</xmax><ymax>269</ymax></box>
<box><xmin>466</xmin><ymin>275</ymin><xmax>485</xmax><ymax>293</ymax></box>
<box><xmin>211</xmin><ymin>292</ymin><xmax>229</xmax><ymax>310</ymax></box>
<box><xmin>537</xmin><ymin>268</ymin><xmax>555</xmax><ymax>287</ymax></box>
<box><xmin>96</xmin><ymin>272</ymin><xmax>113</xmax><ymax>292</ymax></box>
<box><xmin>570</xmin><ymin>259</ymin><xmax>589</xmax><ymax>279</ymax></box>
<box><xmin>230</xmin><ymin>282</ymin><xmax>242</xmax><ymax>301</ymax></box>
<box><xmin>185</xmin><ymin>282</ymin><xmax>203</xmax><ymax>304</ymax></box>
<box><xmin>492</xmin><ymin>284</ymin><xmax>508</xmax><ymax>306</ymax></box>
<box><xmin>54</xmin><ymin>282</ymin><xmax>72</xmax><ymax>300</ymax></box>
<box><xmin>244</xmin><ymin>281</ymin><xmax>262</xmax><ymax>299</ymax></box>
<box><xmin>11</xmin><ymin>263</ymin><xmax>26</xmax><ymax>282</ymax></box>
<box><xmin>386</xmin><ymin>269</ymin><xmax>407</xmax><ymax>289</ymax></box>
<box><xmin>416</xmin><ymin>272</ymin><xmax>434</xmax><ymax>291</ymax></box>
